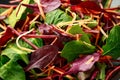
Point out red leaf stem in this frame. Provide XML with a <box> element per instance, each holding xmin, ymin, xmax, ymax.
<box><xmin>23</xmin><ymin>34</ymin><xmax>58</xmax><ymax>39</ymax></box>
<box><xmin>13</xmin><ymin>28</ymin><xmax>39</xmax><ymax>50</ymax></box>
<box><xmin>106</xmin><ymin>66</ymin><xmax>120</xmax><ymax>80</ymax></box>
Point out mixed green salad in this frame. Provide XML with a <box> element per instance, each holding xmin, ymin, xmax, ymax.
<box><xmin>0</xmin><ymin>0</ymin><xmax>120</xmax><ymax>80</ymax></box>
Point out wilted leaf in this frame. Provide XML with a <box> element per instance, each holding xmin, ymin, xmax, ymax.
<box><xmin>0</xmin><ymin>59</ymin><xmax>25</xmax><ymax>80</ymax></box>
<box><xmin>61</xmin><ymin>40</ymin><xmax>96</xmax><ymax>62</ymax></box>
<box><xmin>64</xmin><ymin>52</ymin><xmax>100</xmax><ymax>75</ymax></box>
<box><xmin>103</xmin><ymin>25</ymin><xmax>120</xmax><ymax>59</ymax></box>
<box><xmin>25</xmin><ymin>45</ymin><xmax>58</xmax><ymax>71</ymax></box>
<box><xmin>45</xmin><ymin>9</ymin><xmax>72</xmax><ymax>25</ymax></box>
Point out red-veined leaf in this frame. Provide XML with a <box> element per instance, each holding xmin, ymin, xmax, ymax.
<box><xmin>64</xmin><ymin>52</ymin><xmax>100</xmax><ymax>75</ymax></box>
<box><xmin>25</xmin><ymin>45</ymin><xmax>58</xmax><ymax>71</ymax></box>
<box><xmin>71</xmin><ymin>1</ymin><xmax>102</xmax><ymax>15</ymax></box>
<box><xmin>22</xmin><ymin>0</ymin><xmax>61</xmax><ymax>14</ymax></box>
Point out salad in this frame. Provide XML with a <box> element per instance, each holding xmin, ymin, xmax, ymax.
<box><xmin>0</xmin><ymin>0</ymin><xmax>120</xmax><ymax>80</ymax></box>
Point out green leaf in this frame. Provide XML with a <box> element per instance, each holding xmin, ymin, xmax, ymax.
<box><xmin>102</xmin><ymin>0</ymin><xmax>112</xmax><ymax>8</ymax></box>
<box><xmin>103</xmin><ymin>25</ymin><xmax>120</xmax><ymax>59</ymax></box>
<box><xmin>68</xmin><ymin>25</ymin><xmax>90</xmax><ymax>43</ymax></box>
<box><xmin>1</xmin><ymin>38</ymin><xmax>43</xmax><ymax>64</ymax></box>
<box><xmin>0</xmin><ymin>8</ymin><xmax>6</xmax><ymax>14</ymax></box>
<box><xmin>45</xmin><ymin>9</ymin><xmax>72</xmax><ymax>25</ymax></box>
<box><xmin>0</xmin><ymin>59</ymin><xmax>25</xmax><ymax>80</ymax></box>
<box><xmin>96</xmin><ymin>63</ymin><xmax>106</xmax><ymax>80</ymax></box>
<box><xmin>0</xmin><ymin>56</ymin><xmax>10</xmax><ymax>67</ymax></box>
<box><xmin>87</xmin><ymin>20</ymin><xmax>97</xmax><ymax>28</ymax></box>
<box><xmin>2</xmin><ymin>43</ymin><xmax>28</xmax><ymax>63</ymax></box>
<box><xmin>61</xmin><ymin>40</ymin><xmax>96</xmax><ymax>62</ymax></box>
<box><xmin>8</xmin><ymin>0</ymin><xmax>31</xmax><ymax>27</ymax></box>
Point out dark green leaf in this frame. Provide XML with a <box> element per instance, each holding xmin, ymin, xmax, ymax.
<box><xmin>102</xmin><ymin>0</ymin><xmax>112</xmax><ymax>8</ymax></box>
<box><xmin>45</xmin><ymin>9</ymin><xmax>72</xmax><ymax>25</ymax></box>
<box><xmin>0</xmin><ymin>59</ymin><xmax>25</xmax><ymax>80</ymax></box>
<box><xmin>103</xmin><ymin>25</ymin><xmax>120</xmax><ymax>59</ymax></box>
<box><xmin>68</xmin><ymin>25</ymin><xmax>90</xmax><ymax>43</ymax></box>
<box><xmin>61</xmin><ymin>40</ymin><xmax>96</xmax><ymax>62</ymax></box>
<box><xmin>0</xmin><ymin>56</ymin><xmax>9</xmax><ymax>67</ymax></box>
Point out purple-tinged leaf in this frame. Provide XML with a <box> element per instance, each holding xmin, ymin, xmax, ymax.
<box><xmin>71</xmin><ymin>1</ymin><xmax>102</xmax><ymax>15</ymax></box>
<box><xmin>64</xmin><ymin>52</ymin><xmax>100</xmax><ymax>75</ymax></box>
<box><xmin>0</xmin><ymin>26</ymin><xmax>14</xmax><ymax>46</ymax></box>
<box><xmin>38</xmin><ymin>24</ymin><xmax>74</xmax><ymax>49</ymax></box>
<box><xmin>40</xmin><ymin>0</ymin><xmax>61</xmax><ymax>13</ymax></box>
<box><xmin>38</xmin><ymin>24</ymin><xmax>53</xmax><ymax>34</ymax></box>
<box><xmin>25</xmin><ymin>45</ymin><xmax>58</xmax><ymax>71</ymax></box>
<box><xmin>22</xmin><ymin>0</ymin><xmax>61</xmax><ymax>14</ymax></box>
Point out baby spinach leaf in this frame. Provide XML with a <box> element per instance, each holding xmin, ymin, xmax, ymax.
<box><xmin>68</xmin><ymin>25</ymin><xmax>90</xmax><ymax>43</ymax></box>
<box><xmin>0</xmin><ymin>59</ymin><xmax>25</xmax><ymax>80</ymax></box>
<box><xmin>45</xmin><ymin>9</ymin><xmax>72</xmax><ymax>25</ymax></box>
<box><xmin>61</xmin><ymin>40</ymin><xmax>96</xmax><ymax>62</ymax></box>
<box><xmin>103</xmin><ymin>25</ymin><xmax>120</xmax><ymax>59</ymax></box>
<box><xmin>8</xmin><ymin>0</ymin><xmax>31</xmax><ymax>27</ymax></box>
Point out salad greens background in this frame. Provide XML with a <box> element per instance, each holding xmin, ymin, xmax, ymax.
<box><xmin>0</xmin><ymin>0</ymin><xmax>120</xmax><ymax>80</ymax></box>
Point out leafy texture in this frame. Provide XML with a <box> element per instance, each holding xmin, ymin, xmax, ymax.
<box><xmin>0</xmin><ymin>27</ymin><xmax>14</xmax><ymax>47</ymax></box>
<box><xmin>64</xmin><ymin>52</ymin><xmax>100</xmax><ymax>75</ymax></box>
<box><xmin>8</xmin><ymin>0</ymin><xmax>31</xmax><ymax>27</ymax></box>
<box><xmin>71</xmin><ymin>1</ymin><xmax>102</xmax><ymax>15</ymax></box>
<box><xmin>22</xmin><ymin>0</ymin><xmax>61</xmax><ymax>14</ymax></box>
<box><xmin>0</xmin><ymin>56</ymin><xmax>10</xmax><ymax>67</ymax></box>
<box><xmin>45</xmin><ymin>9</ymin><xmax>72</xmax><ymax>25</ymax></box>
<box><xmin>26</xmin><ymin>45</ymin><xmax>58</xmax><ymax>71</ymax></box>
<box><xmin>61</xmin><ymin>40</ymin><xmax>96</xmax><ymax>62</ymax></box>
<box><xmin>103</xmin><ymin>25</ymin><xmax>120</xmax><ymax>59</ymax></box>
<box><xmin>0</xmin><ymin>38</ymin><xmax>43</xmax><ymax>80</ymax></box>
<box><xmin>68</xmin><ymin>25</ymin><xmax>90</xmax><ymax>43</ymax></box>
<box><xmin>97</xmin><ymin>63</ymin><xmax>106</xmax><ymax>80</ymax></box>
<box><xmin>2</xmin><ymin>38</ymin><xmax>43</xmax><ymax>64</ymax></box>
<box><xmin>0</xmin><ymin>59</ymin><xmax>25</xmax><ymax>80</ymax></box>
<box><xmin>40</xmin><ymin>0</ymin><xmax>61</xmax><ymax>13</ymax></box>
